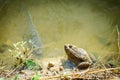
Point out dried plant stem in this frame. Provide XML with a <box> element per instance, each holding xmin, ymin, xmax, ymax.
<box><xmin>5</xmin><ymin>48</ymin><xmax>35</xmax><ymax>77</ymax></box>
<box><xmin>5</xmin><ymin>62</ymin><xmax>24</xmax><ymax>78</ymax></box>
<box><xmin>116</xmin><ymin>25</ymin><xmax>120</xmax><ymax>52</ymax></box>
<box><xmin>5</xmin><ymin>46</ymin><xmax>40</xmax><ymax>78</ymax></box>
<box><xmin>87</xmin><ymin>67</ymin><xmax>120</xmax><ymax>74</ymax></box>
<box><xmin>39</xmin><ymin>67</ymin><xmax>120</xmax><ymax>80</ymax></box>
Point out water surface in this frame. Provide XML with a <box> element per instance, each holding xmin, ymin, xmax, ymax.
<box><xmin>0</xmin><ymin>0</ymin><xmax>119</xmax><ymax>66</ymax></box>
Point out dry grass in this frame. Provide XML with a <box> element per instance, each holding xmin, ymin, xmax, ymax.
<box><xmin>38</xmin><ymin>67</ymin><xmax>120</xmax><ymax>80</ymax></box>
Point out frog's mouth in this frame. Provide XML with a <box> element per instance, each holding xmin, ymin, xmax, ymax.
<box><xmin>64</xmin><ymin>44</ymin><xmax>71</xmax><ymax>51</ymax></box>
<box><xmin>64</xmin><ymin>44</ymin><xmax>70</xmax><ymax>54</ymax></box>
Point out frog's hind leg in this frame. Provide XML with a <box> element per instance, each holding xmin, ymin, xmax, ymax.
<box><xmin>76</xmin><ymin>62</ymin><xmax>91</xmax><ymax>69</ymax></box>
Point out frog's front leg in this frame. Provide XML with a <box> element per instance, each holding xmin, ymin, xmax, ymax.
<box><xmin>76</xmin><ymin>62</ymin><xmax>91</xmax><ymax>69</ymax></box>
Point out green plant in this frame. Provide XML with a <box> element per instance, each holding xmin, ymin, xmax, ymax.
<box><xmin>31</xmin><ymin>72</ymin><xmax>40</xmax><ymax>80</ymax></box>
<box><xmin>0</xmin><ymin>78</ymin><xmax>4</xmax><ymax>80</ymax></box>
<box><xmin>8</xmin><ymin>41</ymin><xmax>36</xmax><ymax>70</ymax></box>
<box><xmin>13</xmin><ymin>74</ymin><xmax>18</xmax><ymax>80</ymax></box>
<box><xmin>26</xmin><ymin>60</ymin><xmax>36</xmax><ymax>70</ymax></box>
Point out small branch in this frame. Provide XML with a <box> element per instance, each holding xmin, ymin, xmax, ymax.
<box><xmin>87</xmin><ymin>67</ymin><xmax>120</xmax><ymax>74</ymax></box>
<box><xmin>39</xmin><ymin>67</ymin><xmax>120</xmax><ymax>80</ymax></box>
<box><xmin>5</xmin><ymin>62</ymin><xmax>24</xmax><ymax>78</ymax></box>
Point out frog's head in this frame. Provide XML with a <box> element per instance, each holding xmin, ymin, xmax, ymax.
<box><xmin>64</xmin><ymin>44</ymin><xmax>72</xmax><ymax>50</ymax></box>
<box><xmin>64</xmin><ymin>44</ymin><xmax>78</xmax><ymax>55</ymax></box>
<box><xmin>64</xmin><ymin>44</ymin><xmax>72</xmax><ymax>53</ymax></box>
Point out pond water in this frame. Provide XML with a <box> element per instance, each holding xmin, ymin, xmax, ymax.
<box><xmin>0</xmin><ymin>0</ymin><xmax>119</xmax><ymax>67</ymax></box>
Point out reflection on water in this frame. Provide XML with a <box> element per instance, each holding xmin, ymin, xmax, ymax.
<box><xmin>0</xmin><ymin>0</ymin><xmax>119</xmax><ymax>66</ymax></box>
<box><xmin>22</xmin><ymin>2</ymin><xmax>42</xmax><ymax>55</ymax></box>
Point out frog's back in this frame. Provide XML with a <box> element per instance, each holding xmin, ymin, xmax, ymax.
<box><xmin>64</xmin><ymin>44</ymin><xmax>92</xmax><ymax>66</ymax></box>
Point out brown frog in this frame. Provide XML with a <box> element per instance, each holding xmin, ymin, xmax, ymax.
<box><xmin>64</xmin><ymin>44</ymin><xmax>93</xmax><ymax>69</ymax></box>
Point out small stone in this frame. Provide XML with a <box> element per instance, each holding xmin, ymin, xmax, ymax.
<box><xmin>59</xmin><ymin>66</ymin><xmax>64</xmax><ymax>71</ymax></box>
<box><xmin>47</xmin><ymin>62</ymin><xmax>55</xmax><ymax>70</ymax></box>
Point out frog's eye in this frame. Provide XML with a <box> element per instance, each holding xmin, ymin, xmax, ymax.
<box><xmin>69</xmin><ymin>45</ymin><xmax>72</xmax><ymax>48</ymax></box>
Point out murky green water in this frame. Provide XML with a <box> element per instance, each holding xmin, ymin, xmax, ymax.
<box><xmin>0</xmin><ymin>0</ymin><xmax>119</xmax><ymax>66</ymax></box>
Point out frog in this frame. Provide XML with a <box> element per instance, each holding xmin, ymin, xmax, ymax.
<box><xmin>64</xmin><ymin>44</ymin><xmax>93</xmax><ymax>69</ymax></box>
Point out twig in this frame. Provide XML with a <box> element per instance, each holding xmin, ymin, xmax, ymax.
<box><xmin>38</xmin><ymin>67</ymin><xmax>120</xmax><ymax>80</ymax></box>
<box><xmin>86</xmin><ymin>67</ymin><xmax>120</xmax><ymax>74</ymax></box>
<box><xmin>5</xmin><ymin>62</ymin><xmax>24</xmax><ymax>78</ymax></box>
